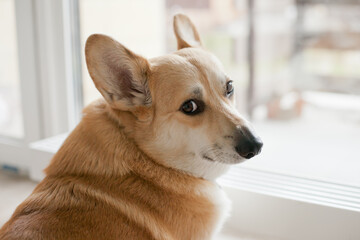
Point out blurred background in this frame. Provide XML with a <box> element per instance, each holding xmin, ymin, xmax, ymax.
<box><xmin>0</xmin><ymin>0</ymin><xmax>360</xmax><ymax>239</ymax></box>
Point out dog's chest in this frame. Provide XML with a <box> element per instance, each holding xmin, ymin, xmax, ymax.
<box><xmin>174</xmin><ymin>183</ymin><xmax>231</xmax><ymax>240</ymax></box>
<box><xmin>202</xmin><ymin>184</ymin><xmax>231</xmax><ymax>238</ymax></box>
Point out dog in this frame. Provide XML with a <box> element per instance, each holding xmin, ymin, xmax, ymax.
<box><xmin>0</xmin><ymin>14</ymin><xmax>263</xmax><ymax>240</ymax></box>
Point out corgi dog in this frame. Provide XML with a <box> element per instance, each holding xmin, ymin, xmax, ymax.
<box><xmin>0</xmin><ymin>14</ymin><xmax>262</xmax><ymax>240</ymax></box>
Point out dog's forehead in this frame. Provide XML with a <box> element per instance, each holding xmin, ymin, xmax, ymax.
<box><xmin>177</xmin><ymin>48</ymin><xmax>227</xmax><ymax>85</ymax></box>
<box><xmin>149</xmin><ymin>48</ymin><xmax>226</xmax><ymax>93</ymax></box>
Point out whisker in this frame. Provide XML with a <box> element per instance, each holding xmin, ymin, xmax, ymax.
<box><xmin>200</xmin><ymin>143</ymin><xmax>241</xmax><ymax>164</ymax></box>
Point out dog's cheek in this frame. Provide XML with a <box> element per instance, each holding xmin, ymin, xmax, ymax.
<box><xmin>151</xmin><ymin>123</ymin><xmax>197</xmax><ymax>158</ymax></box>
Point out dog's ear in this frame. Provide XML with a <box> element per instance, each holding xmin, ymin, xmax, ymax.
<box><xmin>85</xmin><ymin>34</ymin><xmax>151</xmax><ymax>110</ymax></box>
<box><xmin>173</xmin><ymin>14</ymin><xmax>202</xmax><ymax>49</ymax></box>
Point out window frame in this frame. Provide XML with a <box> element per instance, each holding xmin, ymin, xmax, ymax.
<box><xmin>0</xmin><ymin>0</ymin><xmax>80</xmax><ymax>170</ymax></box>
<box><xmin>0</xmin><ymin>0</ymin><xmax>43</xmax><ymax>170</ymax></box>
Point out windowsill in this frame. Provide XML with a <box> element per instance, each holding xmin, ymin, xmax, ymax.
<box><xmin>28</xmin><ymin>122</ymin><xmax>360</xmax><ymax>211</ymax></box>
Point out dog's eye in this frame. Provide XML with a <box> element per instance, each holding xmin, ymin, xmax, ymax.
<box><xmin>180</xmin><ymin>99</ymin><xmax>203</xmax><ymax>115</ymax></box>
<box><xmin>226</xmin><ymin>81</ymin><xmax>234</xmax><ymax>96</ymax></box>
<box><xmin>181</xmin><ymin>100</ymin><xmax>198</xmax><ymax>114</ymax></box>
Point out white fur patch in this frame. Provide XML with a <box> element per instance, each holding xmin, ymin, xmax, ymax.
<box><xmin>149</xmin><ymin>119</ymin><xmax>234</xmax><ymax>180</ymax></box>
<box><xmin>197</xmin><ymin>182</ymin><xmax>232</xmax><ymax>238</ymax></box>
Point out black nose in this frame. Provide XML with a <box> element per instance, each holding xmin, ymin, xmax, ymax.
<box><xmin>235</xmin><ymin>138</ymin><xmax>263</xmax><ymax>159</ymax></box>
<box><xmin>235</xmin><ymin>127</ymin><xmax>263</xmax><ymax>159</ymax></box>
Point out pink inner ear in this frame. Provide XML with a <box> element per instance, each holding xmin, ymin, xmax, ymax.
<box><xmin>117</xmin><ymin>68</ymin><xmax>144</xmax><ymax>99</ymax></box>
<box><xmin>116</xmin><ymin>68</ymin><xmax>136</xmax><ymax>98</ymax></box>
<box><xmin>104</xmin><ymin>56</ymin><xmax>143</xmax><ymax>100</ymax></box>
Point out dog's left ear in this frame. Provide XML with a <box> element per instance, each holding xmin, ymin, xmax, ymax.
<box><xmin>173</xmin><ymin>14</ymin><xmax>202</xmax><ymax>49</ymax></box>
<box><xmin>85</xmin><ymin>34</ymin><xmax>151</xmax><ymax>111</ymax></box>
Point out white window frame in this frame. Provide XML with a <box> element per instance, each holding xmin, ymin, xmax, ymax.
<box><xmin>0</xmin><ymin>0</ymin><xmax>80</xmax><ymax>172</ymax></box>
<box><xmin>0</xmin><ymin>0</ymin><xmax>43</xmax><ymax>170</ymax></box>
<box><xmin>1</xmin><ymin>1</ymin><xmax>359</xmax><ymax>239</ymax></box>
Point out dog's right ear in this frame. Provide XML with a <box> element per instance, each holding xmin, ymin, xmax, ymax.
<box><xmin>173</xmin><ymin>14</ymin><xmax>202</xmax><ymax>49</ymax></box>
<box><xmin>85</xmin><ymin>34</ymin><xmax>151</xmax><ymax>111</ymax></box>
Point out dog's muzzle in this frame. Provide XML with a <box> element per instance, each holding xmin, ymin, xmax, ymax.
<box><xmin>235</xmin><ymin>126</ymin><xmax>263</xmax><ymax>159</ymax></box>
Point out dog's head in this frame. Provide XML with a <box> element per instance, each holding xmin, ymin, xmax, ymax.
<box><xmin>85</xmin><ymin>14</ymin><xmax>263</xmax><ymax>179</ymax></box>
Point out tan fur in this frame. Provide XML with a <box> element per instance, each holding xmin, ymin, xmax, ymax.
<box><xmin>0</xmin><ymin>101</ymin><xmax>225</xmax><ymax>240</ymax></box>
<box><xmin>0</xmin><ymin>14</ymin><xmax>259</xmax><ymax>240</ymax></box>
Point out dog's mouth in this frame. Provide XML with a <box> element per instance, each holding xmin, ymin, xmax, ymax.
<box><xmin>201</xmin><ymin>150</ymin><xmax>247</xmax><ymax>165</ymax></box>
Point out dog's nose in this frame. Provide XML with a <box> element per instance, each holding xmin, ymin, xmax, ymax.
<box><xmin>235</xmin><ymin>137</ymin><xmax>263</xmax><ymax>159</ymax></box>
<box><xmin>235</xmin><ymin>127</ymin><xmax>263</xmax><ymax>159</ymax></box>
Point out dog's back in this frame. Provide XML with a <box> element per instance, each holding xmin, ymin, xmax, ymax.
<box><xmin>0</xmin><ymin>101</ymin><xmax>229</xmax><ymax>240</ymax></box>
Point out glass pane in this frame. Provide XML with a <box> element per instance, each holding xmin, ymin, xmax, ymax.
<box><xmin>79</xmin><ymin>0</ymin><xmax>166</xmax><ymax>106</ymax></box>
<box><xmin>0</xmin><ymin>0</ymin><xmax>24</xmax><ymax>138</ymax></box>
<box><xmin>244</xmin><ymin>0</ymin><xmax>360</xmax><ymax>186</ymax></box>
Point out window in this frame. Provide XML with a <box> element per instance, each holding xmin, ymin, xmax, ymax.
<box><xmin>1</xmin><ymin>1</ymin><xmax>359</xmax><ymax>239</ymax></box>
<box><xmin>76</xmin><ymin>0</ymin><xmax>360</xmax><ymax>237</ymax></box>
<box><xmin>0</xmin><ymin>0</ymin><xmax>23</xmax><ymax>138</ymax></box>
<box><xmin>78</xmin><ymin>0</ymin><xmax>360</xmax><ymax>206</ymax></box>
<box><xmin>238</xmin><ymin>0</ymin><xmax>360</xmax><ymax>187</ymax></box>
<box><xmin>0</xmin><ymin>0</ymin><xmax>44</xmax><ymax>170</ymax></box>
<box><xmin>0</xmin><ymin>0</ymin><xmax>77</xmax><ymax>170</ymax></box>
